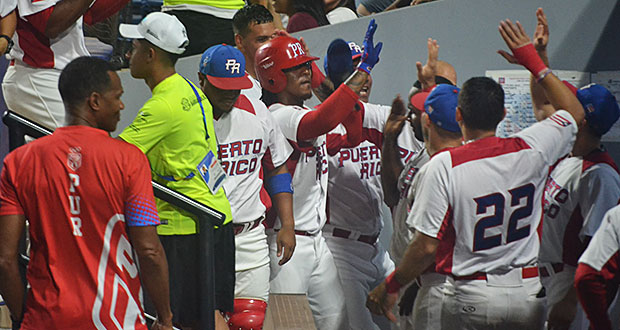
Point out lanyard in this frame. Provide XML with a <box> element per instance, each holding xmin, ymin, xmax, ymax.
<box><xmin>183</xmin><ymin>77</ymin><xmax>209</xmax><ymax>140</ymax></box>
<box><xmin>156</xmin><ymin>77</ymin><xmax>210</xmax><ymax>182</ymax></box>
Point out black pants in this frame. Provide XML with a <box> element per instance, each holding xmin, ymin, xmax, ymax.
<box><xmin>158</xmin><ymin>223</ymin><xmax>235</xmax><ymax>327</ymax></box>
<box><xmin>167</xmin><ymin>10</ymin><xmax>235</xmax><ymax>57</ymax></box>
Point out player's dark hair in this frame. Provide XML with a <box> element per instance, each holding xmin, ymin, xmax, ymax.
<box><xmin>59</xmin><ymin>56</ymin><xmax>114</xmax><ymax>110</ymax></box>
<box><xmin>261</xmin><ymin>89</ymin><xmax>279</xmax><ymax>107</ymax></box>
<box><xmin>292</xmin><ymin>0</ymin><xmax>330</xmax><ymax>27</ymax></box>
<box><xmin>232</xmin><ymin>5</ymin><xmax>274</xmax><ymax>36</ymax></box>
<box><xmin>458</xmin><ymin>77</ymin><xmax>505</xmax><ymax>131</ymax></box>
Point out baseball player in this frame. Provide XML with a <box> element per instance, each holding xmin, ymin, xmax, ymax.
<box><xmin>496</xmin><ymin>9</ymin><xmax>620</xmax><ymax>329</ymax></box>
<box><xmin>0</xmin><ymin>57</ymin><xmax>173</xmax><ymax>330</ymax></box>
<box><xmin>384</xmin><ymin>43</ymin><xmax>461</xmax><ymax>330</ymax></box>
<box><xmin>320</xmin><ymin>39</ymin><xmax>421</xmax><ymax>330</ymax></box>
<box><xmin>575</xmin><ymin>205</ymin><xmax>620</xmax><ymax>330</ymax></box>
<box><xmin>367</xmin><ymin>19</ymin><xmax>585</xmax><ymax>330</ymax></box>
<box><xmin>197</xmin><ymin>44</ymin><xmax>295</xmax><ymax>330</ymax></box>
<box><xmin>233</xmin><ymin>4</ymin><xmax>278</xmax><ymax>101</ymax></box>
<box><xmin>254</xmin><ymin>19</ymin><xmax>381</xmax><ymax>329</ymax></box>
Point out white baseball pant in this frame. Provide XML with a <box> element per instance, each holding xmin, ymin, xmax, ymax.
<box><xmin>268</xmin><ymin>231</ymin><xmax>348</xmax><ymax>330</ymax></box>
<box><xmin>324</xmin><ymin>233</ymin><xmax>394</xmax><ymax>330</ymax></box>
<box><xmin>234</xmin><ymin>225</ymin><xmax>270</xmax><ymax>301</ymax></box>
<box><xmin>2</xmin><ymin>63</ymin><xmax>64</xmax><ymax>130</ymax></box>
<box><xmin>441</xmin><ymin>269</ymin><xmax>546</xmax><ymax>330</ymax></box>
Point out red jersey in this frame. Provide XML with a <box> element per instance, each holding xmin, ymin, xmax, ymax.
<box><xmin>0</xmin><ymin>126</ymin><xmax>160</xmax><ymax>330</ymax></box>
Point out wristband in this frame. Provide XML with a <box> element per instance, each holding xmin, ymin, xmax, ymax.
<box><xmin>357</xmin><ymin>62</ymin><xmax>372</xmax><ymax>75</ymax></box>
<box><xmin>536</xmin><ymin>68</ymin><xmax>553</xmax><ymax>83</ymax></box>
<box><xmin>265</xmin><ymin>173</ymin><xmax>293</xmax><ymax>196</ymax></box>
<box><xmin>0</xmin><ymin>34</ymin><xmax>13</xmax><ymax>54</ymax></box>
<box><xmin>511</xmin><ymin>43</ymin><xmax>548</xmax><ymax>78</ymax></box>
<box><xmin>385</xmin><ymin>270</ymin><xmax>403</xmax><ymax>294</ymax></box>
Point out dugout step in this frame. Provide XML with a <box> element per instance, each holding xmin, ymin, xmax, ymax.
<box><xmin>264</xmin><ymin>294</ymin><xmax>316</xmax><ymax>330</ymax></box>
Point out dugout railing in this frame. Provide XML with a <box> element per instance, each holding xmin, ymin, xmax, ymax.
<box><xmin>3</xmin><ymin>110</ymin><xmax>224</xmax><ymax>330</ymax></box>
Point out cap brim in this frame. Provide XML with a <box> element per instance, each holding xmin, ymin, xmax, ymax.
<box><xmin>119</xmin><ymin>24</ymin><xmax>144</xmax><ymax>39</ymax></box>
<box><xmin>410</xmin><ymin>92</ymin><xmax>430</xmax><ymax>112</ymax></box>
<box><xmin>207</xmin><ymin>74</ymin><xmax>253</xmax><ymax>90</ymax></box>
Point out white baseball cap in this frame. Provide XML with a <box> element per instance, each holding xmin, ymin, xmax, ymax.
<box><xmin>119</xmin><ymin>12</ymin><xmax>189</xmax><ymax>55</ymax></box>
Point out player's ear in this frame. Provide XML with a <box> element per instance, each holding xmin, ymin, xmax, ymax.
<box><xmin>234</xmin><ymin>33</ymin><xmax>244</xmax><ymax>51</ymax></box>
<box><xmin>502</xmin><ymin>107</ymin><xmax>507</xmax><ymax>120</ymax></box>
<box><xmin>455</xmin><ymin>106</ymin><xmax>463</xmax><ymax>122</ymax></box>
<box><xmin>88</xmin><ymin>92</ymin><xmax>102</xmax><ymax>112</ymax></box>
<box><xmin>422</xmin><ymin>112</ymin><xmax>431</xmax><ymax>128</ymax></box>
<box><xmin>197</xmin><ymin>72</ymin><xmax>206</xmax><ymax>88</ymax></box>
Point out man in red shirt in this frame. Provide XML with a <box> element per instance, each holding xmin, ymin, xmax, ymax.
<box><xmin>0</xmin><ymin>56</ymin><xmax>173</xmax><ymax>330</ymax></box>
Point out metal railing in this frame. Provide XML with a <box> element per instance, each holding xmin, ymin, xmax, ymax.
<box><xmin>3</xmin><ymin>110</ymin><xmax>224</xmax><ymax>330</ymax></box>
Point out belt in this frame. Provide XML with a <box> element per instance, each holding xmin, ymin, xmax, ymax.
<box><xmin>274</xmin><ymin>228</ymin><xmax>318</xmax><ymax>236</ymax></box>
<box><xmin>452</xmin><ymin>266</ymin><xmax>539</xmax><ymax>281</ymax></box>
<box><xmin>233</xmin><ymin>216</ymin><xmax>264</xmax><ymax>236</ymax></box>
<box><xmin>539</xmin><ymin>263</ymin><xmax>564</xmax><ymax>277</ymax></box>
<box><xmin>331</xmin><ymin>227</ymin><xmax>379</xmax><ymax>245</ymax></box>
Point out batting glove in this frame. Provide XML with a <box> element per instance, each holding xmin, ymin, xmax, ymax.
<box><xmin>358</xmin><ymin>19</ymin><xmax>383</xmax><ymax>74</ymax></box>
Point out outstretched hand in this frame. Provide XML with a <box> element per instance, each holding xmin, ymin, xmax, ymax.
<box><xmin>533</xmin><ymin>8</ymin><xmax>549</xmax><ymax>53</ymax></box>
<box><xmin>384</xmin><ymin>95</ymin><xmax>408</xmax><ymax>142</ymax></box>
<box><xmin>358</xmin><ymin>19</ymin><xmax>383</xmax><ymax>74</ymax></box>
<box><xmin>416</xmin><ymin>38</ymin><xmax>439</xmax><ymax>90</ymax></box>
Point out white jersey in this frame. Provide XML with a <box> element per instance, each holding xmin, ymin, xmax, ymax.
<box><xmin>11</xmin><ymin>0</ymin><xmax>89</xmax><ymax>70</ymax></box>
<box><xmin>1</xmin><ymin>0</ymin><xmax>15</xmax><ymax>17</ymax></box>
<box><xmin>391</xmin><ymin>148</ymin><xmax>430</xmax><ymax>265</ymax></box>
<box><xmin>412</xmin><ymin>110</ymin><xmax>577</xmax><ymax>276</ymax></box>
<box><xmin>269</xmin><ymin>103</ymin><xmax>329</xmax><ymax>233</ymax></box>
<box><xmin>241</xmin><ymin>74</ymin><xmax>263</xmax><ymax>101</ymax></box>
<box><xmin>579</xmin><ymin>205</ymin><xmax>620</xmax><ymax>271</ymax></box>
<box><xmin>539</xmin><ymin>150</ymin><xmax>620</xmax><ymax>265</ymax></box>
<box><xmin>327</xmin><ymin>102</ymin><xmax>423</xmax><ymax>235</ymax></box>
<box><xmin>214</xmin><ymin>95</ymin><xmax>293</xmax><ymax>224</ymax></box>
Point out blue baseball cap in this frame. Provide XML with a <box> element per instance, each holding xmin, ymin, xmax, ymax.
<box><xmin>411</xmin><ymin>84</ymin><xmax>461</xmax><ymax>133</ymax></box>
<box><xmin>199</xmin><ymin>44</ymin><xmax>252</xmax><ymax>90</ymax></box>
<box><xmin>576</xmin><ymin>83</ymin><xmax>620</xmax><ymax>136</ymax></box>
<box><xmin>348</xmin><ymin>41</ymin><xmax>363</xmax><ymax>60</ymax></box>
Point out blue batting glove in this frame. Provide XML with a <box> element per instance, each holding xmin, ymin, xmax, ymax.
<box><xmin>358</xmin><ymin>19</ymin><xmax>383</xmax><ymax>74</ymax></box>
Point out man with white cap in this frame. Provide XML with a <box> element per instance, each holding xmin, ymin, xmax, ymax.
<box><xmin>197</xmin><ymin>44</ymin><xmax>296</xmax><ymax>330</ymax></box>
<box><xmin>118</xmin><ymin>12</ymin><xmax>234</xmax><ymax>330</ymax></box>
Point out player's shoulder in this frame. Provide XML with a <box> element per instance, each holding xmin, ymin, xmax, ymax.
<box><xmin>582</xmin><ymin>150</ymin><xmax>620</xmax><ymax>175</ymax></box>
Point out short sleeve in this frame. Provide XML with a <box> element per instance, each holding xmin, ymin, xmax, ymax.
<box><xmin>579</xmin><ymin>206</ymin><xmax>620</xmax><ymax>271</ymax></box>
<box><xmin>0</xmin><ymin>0</ymin><xmax>16</xmax><ymax>17</ymax></box>
<box><xmin>261</xmin><ymin>106</ymin><xmax>293</xmax><ymax>170</ymax></box>
<box><xmin>579</xmin><ymin>166</ymin><xmax>620</xmax><ymax>239</ymax></box>
<box><xmin>0</xmin><ymin>153</ymin><xmax>24</xmax><ymax>215</ymax></box>
<box><xmin>124</xmin><ymin>147</ymin><xmax>160</xmax><ymax>227</ymax></box>
<box><xmin>409</xmin><ymin>152</ymin><xmax>452</xmax><ymax>238</ymax></box>
<box><xmin>119</xmin><ymin>97</ymin><xmax>172</xmax><ymax>154</ymax></box>
<box><xmin>514</xmin><ymin>110</ymin><xmax>577</xmax><ymax>165</ymax></box>
<box><xmin>361</xmin><ymin>102</ymin><xmax>389</xmax><ymax>132</ymax></box>
<box><xmin>269</xmin><ymin>103</ymin><xmax>312</xmax><ymax>143</ymax></box>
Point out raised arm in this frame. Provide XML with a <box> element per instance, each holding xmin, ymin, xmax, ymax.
<box><xmin>381</xmin><ymin>96</ymin><xmax>408</xmax><ymax>207</ymax></box>
<box><xmin>296</xmin><ymin>19</ymin><xmax>383</xmax><ymax>141</ymax></box>
<box><xmin>416</xmin><ymin>38</ymin><xmax>439</xmax><ymax>91</ymax></box>
<box><xmin>498</xmin><ymin>18</ymin><xmax>583</xmax><ymax>123</ymax></box>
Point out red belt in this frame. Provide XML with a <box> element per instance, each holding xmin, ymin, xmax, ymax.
<box><xmin>331</xmin><ymin>227</ymin><xmax>379</xmax><ymax>245</ymax></box>
<box><xmin>452</xmin><ymin>266</ymin><xmax>539</xmax><ymax>281</ymax></box>
<box><xmin>539</xmin><ymin>263</ymin><xmax>564</xmax><ymax>277</ymax></box>
<box><xmin>233</xmin><ymin>217</ymin><xmax>264</xmax><ymax>236</ymax></box>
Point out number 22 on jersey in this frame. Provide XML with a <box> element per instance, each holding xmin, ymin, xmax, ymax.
<box><xmin>473</xmin><ymin>183</ymin><xmax>535</xmax><ymax>252</ymax></box>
